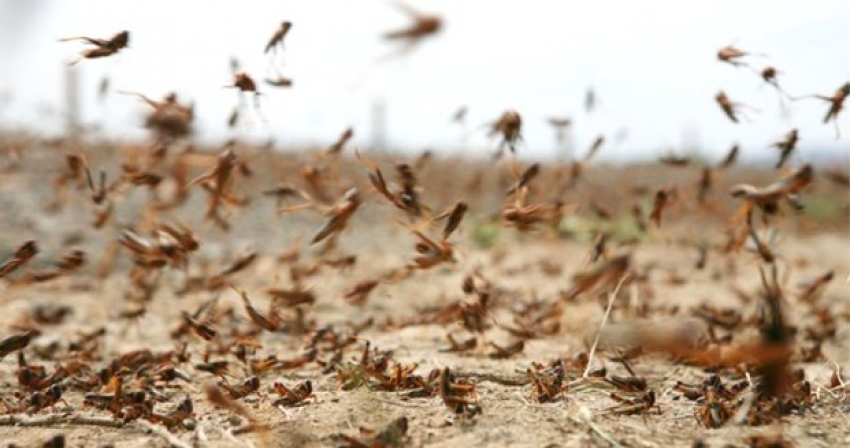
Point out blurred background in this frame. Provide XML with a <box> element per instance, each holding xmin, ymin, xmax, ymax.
<box><xmin>0</xmin><ymin>0</ymin><xmax>848</xmax><ymax>162</ymax></box>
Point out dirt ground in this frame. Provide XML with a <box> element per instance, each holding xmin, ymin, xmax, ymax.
<box><xmin>1</xmin><ymin>136</ymin><xmax>849</xmax><ymax>447</ymax></box>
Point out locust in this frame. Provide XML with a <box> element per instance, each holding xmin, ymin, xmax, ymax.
<box><xmin>281</xmin><ymin>188</ymin><xmax>362</xmax><ymax>245</ymax></box>
<box><xmin>489</xmin><ymin>110</ymin><xmax>523</xmax><ymax>155</ymax></box>
<box><xmin>0</xmin><ymin>241</ymin><xmax>38</xmax><ymax>279</ymax></box>
<box><xmin>795</xmin><ymin>82</ymin><xmax>850</xmax><ymax>138</ymax></box>
<box><xmin>770</xmin><ymin>129</ymin><xmax>798</xmax><ymax>169</ymax></box>
<box><xmin>717</xmin><ymin>44</ymin><xmax>763</xmax><ymax>68</ymax></box>
<box><xmin>187</xmin><ymin>148</ymin><xmax>243</xmax><ymax>228</ymax></box>
<box><xmin>61</xmin><ymin>30</ymin><xmax>129</xmax><ymax>65</ymax></box>
<box><xmin>327</xmin><ymin>127</ymin><xmax>354</xmax><ymax>155</ymax></box>
<box><xmin>649</xmin><ymin>188</ymin><xmax>669</xmax><ymax>227</ymax></box>
<box><xmin>718</xmin><ymin>144</ymin><xmax>739</xmax><ymax>169</ymax></box>
<box><xmin>715</xmin><ymin>91</ymin><xmax>753</xmax><ymax>123</ymax></box>
<box><xmin>264</xmin><ymin>21</ymin><xmax>293</xmax><ymax>54</ymax></box>
<box><xmin>729</xmin><ymin>163</ymin><xmax>813</xmax><ymax>223</ymax></box>
<box><xmin>383</xmin><ymin>2</ymin><xmax>441</xmax><ymax>48</ymax></box>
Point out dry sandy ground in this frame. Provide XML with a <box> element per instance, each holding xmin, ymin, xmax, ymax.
<box><xmin>1</xmin><ymin>138</ymin><xmax>849</xmax><ymax>447</ymax></box>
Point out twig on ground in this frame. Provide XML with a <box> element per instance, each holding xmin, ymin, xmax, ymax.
<box><xmin>583</xmin><ymin>274</ymin><xmax>630</xmax><ymax>378</ymax></box>
<box><xmin>0</xmin><ymin>413</ymin><xmax>124</xmax><ymax>428</ymax></box>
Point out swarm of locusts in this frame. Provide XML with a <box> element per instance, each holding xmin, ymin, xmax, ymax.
<box><xmin>0</xmin><ymin>9</ymin><xmax>848</xmax><ymax>448</ymax></box>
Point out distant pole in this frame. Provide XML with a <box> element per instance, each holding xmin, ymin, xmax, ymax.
<box><xmin>370</xmin><ymin>97</ymin><xmax>386</xmax><ymax>151</ymax></box>
<box><xmin>64</xmin><ymin>65</ymin><xmax>81</xmax><ymax>136</ymax></box>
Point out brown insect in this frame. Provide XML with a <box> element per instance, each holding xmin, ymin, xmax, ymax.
<box><xmin>760</xmin><ymin>66</ymin><xmax>780</xmax><ymax>85</ymax></box>
<box><xmin>770</xmin><ymin>128</ymin><xmax>798</xmax><ymax>169</ymax></box>
<box><xmin>758</xmin><ymin>66</ymin><xmax>791</xmax><ymax>103</ymax></box>
<box><xmin>0</xmin><ymin>330</ymin><xmax>39</xmax><ymax>360</ymax></box>
<box><xmin>0</xmin><ymin>241</ymin><xmax>38</xmax><ymax>279</ymax></box>
<box><xmin>61</xmin><ymin>30</ymin><xmax>129</xmax><ymax>65</ymax></box>
<box><xmin>149</xmin><ymin>395</ymin><xmax>194</xmax><ymax>430</ymax></box>
<box><xmin>272</xmin><ymin>380</ymin><xmax>314</xmax><ymax>406</ymax></box>
<box><xmin>55</xmin><ymin>153</ymin><xmax>92</xmax><ymax>205</ymax></box>
<box><xmin>718</xmin><ymin>143</ymin><xmax>740</xmax><ymax>169</ymax></box>
<box><xmin>505</xmin><ymin>163</ymin><xmax>540</xmax><ymax>197</ymax></box>
<box><xmin>81</xmin><ymin>165</ymin><xmax>108</xmax><ymax>205</ymax></box>
<box><xmin>355</xmin><ymin>149</ymin><xmax>428</xmax><ymax>218</ymax></box>
<box><xmin>204</xmin><ymin>383</ymin><xmax>263</xmax><ymax>430</ymax></box>
<box><xmin>606</xmin><ymin>390</ymin><xmax>658</xmax><ymax>416</ymax></box>
<box><xmin>322</xmin><ymin>255</ymin><xmax>358</xmax><ymax>270</ymax></box>
<box><xmin>264</xmin><ymin>76</ymin><xmax>293</xmax><ymax>88</ymax></box>
<box><xmin>122</xmin><ymin>91</ymin><xmax>195</xmax><ymax>140</ymax></box>
<box><xmin>343</xmin><ymin>279</ymin><xmax>380</xmax><ymax>306</ymax></box>
<box><xmin>526</xmin><ymin>361</ymin><xmax>566</xmax><ymax>403</ymax></box>
<box><xmin>187</xmin><ymin>148</ymin><xmax>243</xmax><ymax>228</ymax></box>
<box><xmin>729</xmin><ymin>163</ymin><xmax>813</xmax><ymax>223</ymax></box>
<box><xmin>502</xmin><ymin>178</ymin><xmax>569</xmax><ymax>232</ymax></box>
<box><xmin>400</xmin><ymin>218</ymin><xmax>458</xmax><ymax>270</ymax></box>
<box><xmin>281</xmin><ymin>188</ymin><xmax>362</xmax><ymax>245</ymax></box>
<box><xmin>798</xmin><ymin>270</ymin><xmax>833</xmax><ymax>303</ymax></box>
<box><xmin>715</xmin><ymin>91</ymin><xmax>750</xmax><ymax>123</ymax></box>
<box><xmin>196</xmin><ymin>360</ymin><xmax>231</xmax><ymax>377</ymax></box>
<box><xmin>119</xmin><ymin>223</ymin><xmax>199</xmax><ymax>268</ymax></box>
<box><xmin>384</xmin><ymin>2</ymin><xmax>441</xmax><ymax>45</ymax></box>
<box><xmin>440</xmin><ymin>333</ymin><xmax>477</xmax><ymax>353</ymax></box>
<box><xmin>231</xmin><ymin>285</ymin><xmax>282</xmax><ymax>332</ymax></box>
<box><xmin>563</xmin><ymin>252</ymin><xmax>630</xmax><ymax>302</ymax></box>
<box><xmin>228</xmin><ymin>72</ymin><xmax>259</xmax><ymax>95</ymax></box>
<box><xmin>16</xmin><ymin>250</ymin><xmax>85</xmax><ymax>284</ymax></box>
<box><xmin>265</xmin><ymin>21</ymin><xmax>293</xmax><ymax>54</ymax></box>
<box><xmin>394</xmin><ymin>163</ymin><xmax>425</xmax><ymax>217</ymax></box>
<box><xmin>180</xmin><ymin>311</ymin><xmax>217</xmax><ymax>341</ymax></box>
<box><xmin>266</xmin><ymin>286</ymin><xmax>316</xmax><ymax>308</ymax></box>
<box><xmin>327</xmin><ymin>127</ymin><xmax>354</xmax><ymax>154</ymax></box>
<box><xmin>717</xmin><ymin>44</ymin><xmax>762</xmax><ymax>68</ymax></box>
<box><xmin>299</xmin><ymin>164</ymin><xmax>332</xmax><ymax>204</ymax></box>
<box><xmin>438</xmin><ymin>367</ymin><xmax>481</xmax><ymax>416</ymax></box>
<box><xmin>696</xmin><ymin>168</ymin><xmax>712</xmax><ymax>204</ymax></box>
<box><xmin>24</xmin><ymin>384</ymin><xmax>68</xmax><ymax>413</ymax></box>
<box><xmin>334</xmin><ymin>416</ymin><xmax>410</xmax><ymax>448</ymax></box>
<box><xmin>801</xmin><ymin>82</ymin><xmax>850</xmax><ymax>138</ymax></box>
<box><xmin>487</xmin><ymin>340</ymin><xmax>525</xmax><ymax>359</ymax></box>
<box><xmin>489</xmin><ymin>110</ymin><xmax>523</xmax><ymax>155</ymax></box>
<box><xmin>649</xmin><ymin>188</ymin><xmax>669</xmax><ymax>226</ymax></box>
<box><xmin>219</xmin><ymin>376</ymin><xmax>261</xmax><ymax>400</ymax></box>
<box><xmin>436</xmin><ymin>201</ymin><xmax>468</xmax><ymax>241</ymax></box>
<box><xmin>584</xmin><ymin>135</ymin><xmax>605</xmax><ymax>161</ymax></box>
<box><xmin>262</xmin><ymin>185</ymin><xmax>308</xmax><ymax>207</ymax></box>
<box><xmin>204</xmin><ymin>251</ymin><xmax>258</xmax><ymax>290</ymax></box>
<box><xmin>694</xmin><ymin>385</ymin><xmax>734</xmax><ymax>428</ymax></box>
<box><xmin>226</xmin><ymin>72</ymin><xmax>263</xmax><ymax>110</ymax></box>
<box><xmin>606</xmin><ymin>375</ymin><xmax>647</xmax><ymax>392</ymax></box>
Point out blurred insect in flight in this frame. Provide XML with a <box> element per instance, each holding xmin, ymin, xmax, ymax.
<box><xmin>61</xmin><ymin>30</ymin><xmax>129</xmax><ymax>65</ymax></box>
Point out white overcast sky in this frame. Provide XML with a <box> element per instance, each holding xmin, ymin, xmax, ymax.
<box><xmin>0</xmin><ymin>0</ymin><xmax>848</xmax><ymax>161</ymax></box>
